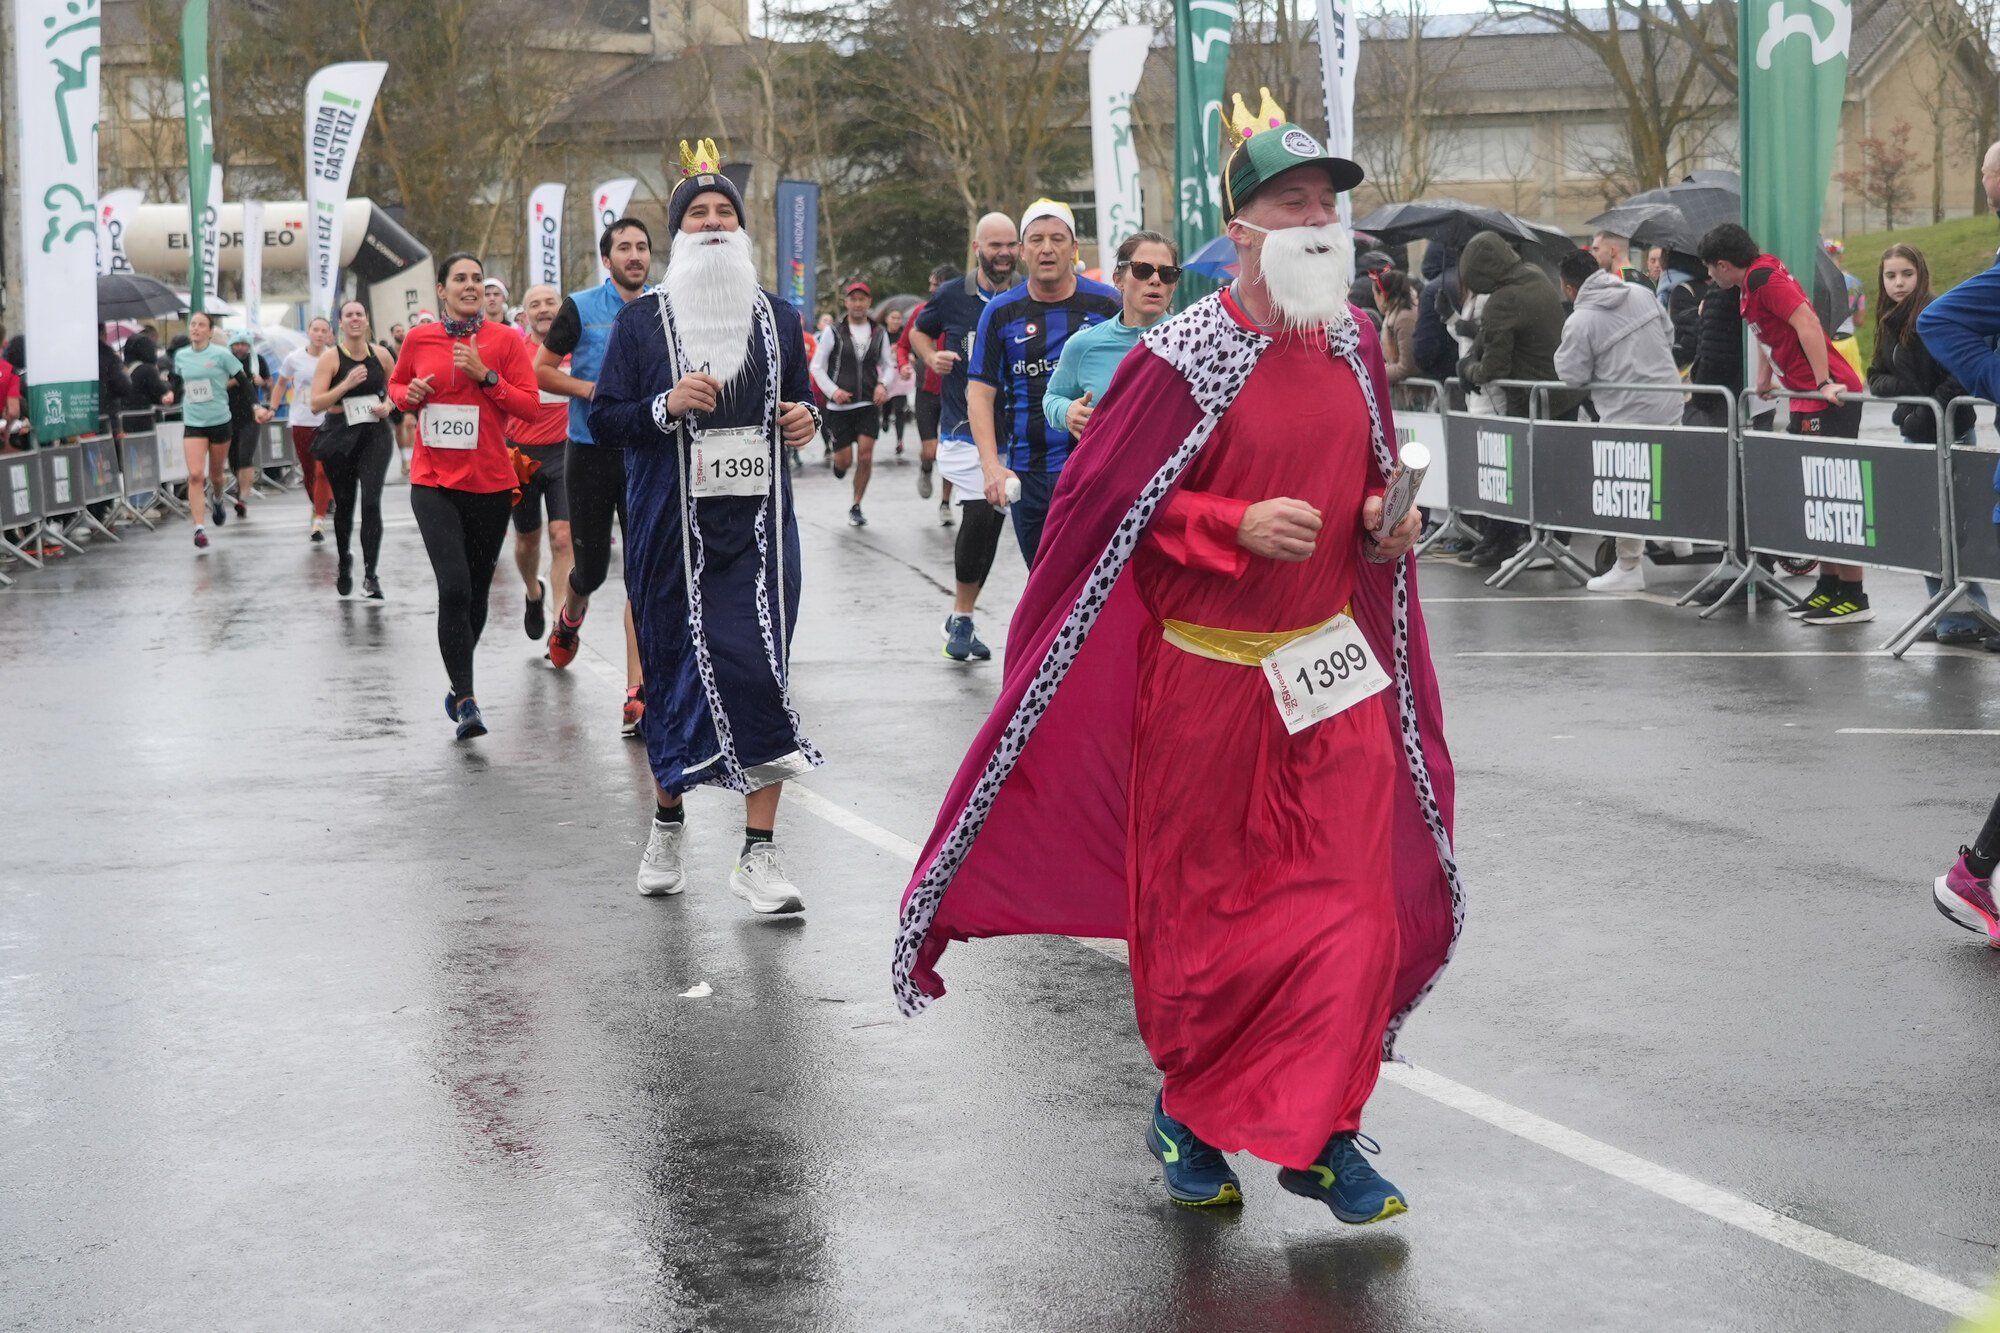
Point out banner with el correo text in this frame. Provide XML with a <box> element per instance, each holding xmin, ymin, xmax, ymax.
<box><xmin>15</xmin><ymin>0</ymin><xmax>102</xmax><ymax>442</ymax></box>
<box><xmin>1316</xmin><ymin>0</ymin><xmax>1360</xmax><ymax>184</ymax></box>
<box><xmin>180</xmin><ymin>0</ymin><xmax>213</xmax><ymax>312</ymax></box>
<box><xmin>592</xmin><ymin>178</ymin><xmax>639</xmax><ymax>279</ymax></box>
<box><xmin>1090</xmin><ymin>25</ymin><xmax>1152</xmax><ymax>261</ymax></box>
<box><xmin>97</xmin><ymin>187</ymin><xmax>143</xmax><ymax>276</ymax></box>
<box><xmin>1173</xmin><ymin>0</ymin><xmax>1236</xmax><ymax>308</ymax></box>
<box><xmin>305</xmin><ymin>61</ymin><xmax>388</xmax><ymax>319</ymax></box>
<box><xmin>240</xmin><ymin>200</ymin><xmax>264</xmax><ymax>334</ymax></box>
<box><xmin>199</xmin><ymin>163</ymin><xmax>224</xmax><ymax>313</ymax></box>
<box><xmin>529</xmin><ymin>182</ymin><xmax>566</xmax><ymax>289</ymax></box>
<box><xmin>1741</xmin><ymin>0</ymin><xmax>1850</xmax><ymax>306</ymax></box>
<box><xmin>773</xmin><ymin>181</ymin><xmax>819</xmax><ymax>316</ymax></box>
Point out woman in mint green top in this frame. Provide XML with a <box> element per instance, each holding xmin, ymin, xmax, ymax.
<box><xmin>1042</xmin><ymin>230</ymin><xmax>1181</xmax><ymax>439</ymax></box>
<box><xmin>171</xmin><ymin>310</ymin><xmax>256</xmax><ymax>548</ymax></box>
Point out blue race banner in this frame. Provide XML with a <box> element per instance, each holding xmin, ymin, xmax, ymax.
<box><xmin>774</xmin><ymin>180</ymin><xmax>819</xmax><ymax>315</ymax></box>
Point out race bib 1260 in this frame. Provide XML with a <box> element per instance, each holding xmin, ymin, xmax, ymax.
<box><xmin>1261</xmin><ymin>614</ymin><xmax>1391</xmax><ymax>736</ymax></box>
<box><xmin>690</xmin><ymin>426</ymin><xmax>771</xmax><ymax>499</ymax></box>
<box><xmin>421</xmin><ymin>402</ymin><xmax>480</xmax><ymax>450</ymax></box>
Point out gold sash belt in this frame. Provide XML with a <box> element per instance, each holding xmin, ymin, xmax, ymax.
<box><xmin>1160</xmin><ymin>613</ymin><xmax>1343</xmax><ymax>666</ymax></box>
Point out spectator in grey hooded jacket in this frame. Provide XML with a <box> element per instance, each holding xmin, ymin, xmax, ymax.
<box><xmin>1553</xmin><ymin>248</ymin><xmax>1682</xmax><ymax>594</ymax></box>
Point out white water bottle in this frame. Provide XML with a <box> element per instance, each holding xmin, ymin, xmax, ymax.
<box><xmin>1374</xmin><ymin>441</ymin><xmax>1429</xmax><ymax>542</ymax></box>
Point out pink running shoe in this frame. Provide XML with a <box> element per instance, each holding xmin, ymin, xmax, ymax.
<box><xmin>1934</xmin><ymin>849</ymin><xmax>2000</xmax><ymax>945</ymax></box>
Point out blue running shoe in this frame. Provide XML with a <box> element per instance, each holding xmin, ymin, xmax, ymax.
<box><xmin>1279</xmin><ymin>1132</ymin><xmax>1407</xmax><ymax>1224</ymax></box>
<box><xmin>941</xmin><ymin>614</ymin><xmax>991</xmax><ymax>662</ymax></box>
<box><xmin>1147</xmin><ymin>1091</ymin><xmax>1243</xmax><ymax>1207</ymax></box>
<box><xmin>446</xmin><ymin>692</ymin><xmax>488</xmax><ymax>740</ymax></box>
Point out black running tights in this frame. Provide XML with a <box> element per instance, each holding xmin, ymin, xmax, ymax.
<box><xmin>411</xmin><ymin>484</ymin><xmax>513</xmax><ymax>699</ymax></box>
<box><xmin>322</xmin><ymin>435</ymin><xmax>392</xmax><ymax>573</ymax></box>
<box><xmin>955</xmin><ymin>498</ymin><xmax>1007</xmax><ymax>588</ymax></box>
<box><xmin>565</xmin><ymin>441</ymin><xmax>627</xmax><ymax>599</ymax></box>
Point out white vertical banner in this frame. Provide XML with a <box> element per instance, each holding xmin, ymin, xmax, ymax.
<box><xmin>1316</xmin><ymin>0</ymin><xmax>1362</xmax><ymax>213</ymax></box>
<box><xmin>529</xmin><ymin>182</ymin><xmax>566</xmax><ymax>289</ymax></box>
<box><xmin>199</xmin><ymin>163</ymin><xmax>224</xmax><ymax>312</ymax></box>
<box><xmin>592</xmin><ymin>178</ymin><xmax>638</xmax><ymax>279</ymax></box>
<box><xmin>97</xmin><ymin>188</ymin><xmax>144</xmax><ymax>276</ymax></box>
<box><xmin>240</xmin><ymin>200</ymin><xmax>265</xmax><ymax>334</ymax></box>
<box><xmin>304</xmin><ymin>61</ymin><xmax>388</xmax><ymax>319</ymax></box>
<box><xmin>14</xmin><ymin>0</ymin><xmax>103</xmax><ymax>441</ymax></box>
<box><xmin>1089</xmin><ymin>25</ymin><xmax>1153</xmax><ymax>261</ymax></box>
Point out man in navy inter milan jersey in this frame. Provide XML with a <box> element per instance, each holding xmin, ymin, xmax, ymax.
<box><xmin>912</xmin><ymin>211</ymin><xmax>1019</xmax><ymax>662</ymax></box>
<box><xmin>969</xmin><ymin>199</ymin><xmax>1119</xmax><ymax>573</ymax></box>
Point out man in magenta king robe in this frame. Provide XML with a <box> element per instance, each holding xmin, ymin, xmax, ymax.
<box><xmin>892</xmin><ymin>95</ymin><xmax>1464</xmax><ymax>1225</ymax></box>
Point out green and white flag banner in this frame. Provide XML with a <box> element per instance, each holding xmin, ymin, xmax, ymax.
<box><xmin>240</xmin><ymin>200</ymin><xmax>265</xmax><ymax>335</ymax></box>
<box><xmin>199</xmin><ymin>163</ymin><xmax>224</xmax><ymax>314</ymax></box>
<box><xmin>305</xmin><ymin>61</ymin><xmax>388</xmax><ymax>319</ymax></box>
<box><xmin>1172</xmin><ymin>0</ymin><xmax>1236</xmax><ymax>306</ymax></box>
<box><xmin>1741</xmin><ymin>0</ymin><xmax>1850</xmax><ymax>298</ymax></box>
<box><xmin>97</xmin><ymin>187</ymin><xmax>143</xmax><ymax>276</ymax></box>
<box><xmin>1089</xmin><ymin>25</ymin><xmax>1153</xmax><ymax>261</ymax></box>
<box><xmin>1315</xmin><ymin>0</ymin><xmax>1360</xmax><ymax>214</ymax></box>
<box><xmin>529</xmin><ymin>182</ymin><xmax>566</xmax><ymax>289</ymax></box>
<box><xmin>14</xmin><ymin>0</ymin><xmax>103</xmax><ymax>442</ymax></box>
<box><xmin>592</xmin><ymin>178</ymin><xmax>638</xmax><ymax>280</ymax></box>
<box><xmin>181</xmin><ymin>0</ymin><xmax>213</xmax><ymax>313</ymax></box>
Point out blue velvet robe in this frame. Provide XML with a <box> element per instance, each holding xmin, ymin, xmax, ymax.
<box><xmin>588</xmin><ymin>289</ymin><xmax>821</xmax><ymax>794</ymax></box>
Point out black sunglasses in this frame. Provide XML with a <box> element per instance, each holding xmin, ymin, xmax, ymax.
<box><xmin>1118</xmin><ymin>261</ymin><xmax>1182</xmax><ymax>285</ymax></box>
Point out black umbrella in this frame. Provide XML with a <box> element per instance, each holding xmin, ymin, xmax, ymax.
<box><xmin>97</xmin><ymin>273</ymin><xmax>186</xmax><ymax>321</ymax></box>
<box><xmin>1586</xmin><ymin>178</ymin><xmax>1847</xmax><ymax>334</ymax></box>
<box><xmin>1355</xmin><ymin>198</ymin><xmax>1577</xmax><ymax>271</ymax></box>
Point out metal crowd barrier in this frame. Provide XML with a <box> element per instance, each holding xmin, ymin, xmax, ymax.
<box><xmin>1743</xmin><ymin>390</ymin><xmax>1956</xmax><ymax>655</ymax></box>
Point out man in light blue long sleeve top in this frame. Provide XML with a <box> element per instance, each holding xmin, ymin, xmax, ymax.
<box><xmin>1917</xmin><ymin>140</ymin><xmax>2000</xmax><ymax>520</ymax></box>
<box><xmin>1042</xmin><ymin>231</ymin><xmax>1182</xmax><ymax>442</ymax></box>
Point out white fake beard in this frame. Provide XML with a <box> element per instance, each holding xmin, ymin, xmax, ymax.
<box><xmin>1258</xmin><ymin>223</ymin><xmax>1356</xmax><ymax>333</ymax></box>
<box><xmin>664</xmin><ymin>228</ymin><xmax>760</xmax><ymax>386</ymax></box>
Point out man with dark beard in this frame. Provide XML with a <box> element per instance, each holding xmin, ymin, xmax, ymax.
<box><xmin>892</xmin><ymin>97</ymin><xmax>1460</xmax><ymax>1226</ymax></box>
<box><xmin>589</xmin><ymin>139</ymin><xmax>822</xmax><ymax>915</ymax></box>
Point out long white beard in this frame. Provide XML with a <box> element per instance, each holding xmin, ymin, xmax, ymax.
<box><xmin>664</xmin><ymin>228</ymin><xmax>760</xmax><ymax>386</ymax></box>
<box><xmin>1258</xmin><ymin>223</ymin><xmax>1356</xmax><ymax>333</ymax></box>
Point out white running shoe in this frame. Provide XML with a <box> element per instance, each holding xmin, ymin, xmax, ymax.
<box><xmin>730</xmin><ymin>841</ymin><xmax>804</xmax><ymax>914</ymax></box>
<box><xmin>637</xmin><ymin>819</ymin><xmax>687</xmax><ymax>896</ymax></box>
<box><xmin>1586</xmin><ymin>563</ymin><xmax>1646</xmax><ymax>593</ymax></box>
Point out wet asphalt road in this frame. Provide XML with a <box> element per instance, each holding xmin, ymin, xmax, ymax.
<box><xmin>4</xmin><ymin>452</ymin><xmax>1998</xmax><ymax>1332</ymax></box>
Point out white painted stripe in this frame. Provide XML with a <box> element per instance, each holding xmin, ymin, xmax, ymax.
<box><xmin>1379</xmin><ymin>1063</ymin><xmax>1987</xmax><ymax>1320</ymax></box>
<box><xmin>782</xmin><ymin>780</ymin><xmax>1992</xmax><ymax>1321</ymax></box>
<box><xmin>1838</xmin><ymin>727</ymin><xmax>2000</xmax><ymax>736</ymax></box>
<box><xmin>1459</xmin><ymin>650</ymin><xmax>1886</xmax><ymax>658</ymax></box>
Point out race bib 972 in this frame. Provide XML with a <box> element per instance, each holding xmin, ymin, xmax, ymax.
<box><xmin>184</xmin><ymin>379</ymin><xmax>216</xmax><ymax>406</ymax></box>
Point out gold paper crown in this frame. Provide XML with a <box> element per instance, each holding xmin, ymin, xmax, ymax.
<box><xmin>1222</xmin><ymin>87</ymin><xmax>1286</xmax><ymax>155</ymax></box>
<box><xmin>678</xmin><ymin>138</ymin><xmax>722</xmax><ymax>178</ymax></box>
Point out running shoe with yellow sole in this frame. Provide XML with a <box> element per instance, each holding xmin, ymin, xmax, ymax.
<box><xmin>1278</xmin><ymin>1132</ymin><xmax>1408</xmax><ymax>1224</ymax></box>
<box><xmin>1148</xmin><ymin>1091</ymin><xmax>1243</xmax><ymax>1207</ymax></box>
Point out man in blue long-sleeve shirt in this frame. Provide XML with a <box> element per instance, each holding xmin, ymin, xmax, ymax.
<box><xmin>1920</xmin><ymin>139</ymin><xmax>2000</xmax><ymax>945</ymax></box>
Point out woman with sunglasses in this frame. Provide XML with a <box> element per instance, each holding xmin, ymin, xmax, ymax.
<box><xmin>1042</xmin><ymin>231</ymin><xmax>1181</xmax><ymax>442</ymax></box>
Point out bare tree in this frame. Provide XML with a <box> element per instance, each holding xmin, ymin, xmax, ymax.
<box><xmin>1487</xmin><ymin>0</ymin><xmax>1731</xmax><ymax>193</ymax></box>
<box><xmin>1353</xmin><ymin>0</ymin><xmax>1487</xmax><ymax>204</ymax></box>
<box><xmin>1837</xmin><ymin>119</ymin><xmax>1919</xmax><ymax>229</ymax></box>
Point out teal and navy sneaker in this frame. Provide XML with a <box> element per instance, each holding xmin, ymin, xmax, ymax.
<box><xmin>1147</xmin><ymin>1091</ymin><xmax>1243</xmax><ymax>1207</ymax></box>
<box><xmin>1278</xmin><ymin>1132</ymin><xmax>1408</xmax><ymax>1224</ymax></box>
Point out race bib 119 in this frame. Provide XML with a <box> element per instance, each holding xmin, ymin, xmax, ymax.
<box><xmin>343</xmin><ymin>395</ymin><xmax>384</xmax><ymax>428</ymax></box>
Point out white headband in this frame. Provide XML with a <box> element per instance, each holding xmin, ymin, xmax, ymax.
<box><xmin>1019</xmin><ymin>199</ymin><xmax>1076</xmax><ymax>238</ymax></box>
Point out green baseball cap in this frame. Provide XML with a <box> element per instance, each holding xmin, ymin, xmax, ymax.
<box><xmin>1223</xmin><ymin>124</ymin><xmax>1364</xmax><ymax>220</ymax></box>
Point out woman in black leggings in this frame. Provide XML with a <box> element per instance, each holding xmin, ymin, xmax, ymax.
<box><xmin>308</xmin><ymin>299</ymin><xmax>397</xmax><ymax>597</ymax></box>
<box><xmin>387</xmin><ymin>253</ymin><xmax>542</xmax><ymax>739</ymax></box>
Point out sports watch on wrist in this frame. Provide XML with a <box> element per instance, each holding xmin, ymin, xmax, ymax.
<box><xmin>481</xmin><ymin>370</ymin><xmax>498</xmax><ymax>388</ymax></box>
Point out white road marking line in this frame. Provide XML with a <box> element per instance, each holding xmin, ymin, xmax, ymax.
<box><xmin>1838</xmin><ymin>727</ymin><xmax>2000</xmax><ymax>736</ymax></box>
<box><xmin>1459</xmin><ymin>650</ymin><xmax>1888</xmax><ymax>658</ymax></box>
<box><xmin>1381</xmin><ymin>1063</ymin><xmax>1987</xmax><ymax>1320</ymax></box>
<box><xmin>784</xmin><ymin>781</ymin><xmax>1991</xmax><ymax>1321</ymax></box>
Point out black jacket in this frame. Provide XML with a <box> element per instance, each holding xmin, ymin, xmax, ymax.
<box><xmin>1868</xmin><ymin>303</ymin><xmax>1964</xmax><ymax>443</ymax></box>
<box><xmin>1667</xmin><ymin>278</ymin><xmax>1707</xmax><ymax>369</ymax></box>
<box><xmin>1413</xmin><ymin>246</ymin><xmax>1459</xmax><ymax>383</ymax></box>
<box><xmin>1689</xmin><ymin>285</ymin><xmax>1744</xmax><ymax>399</ymax></box>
